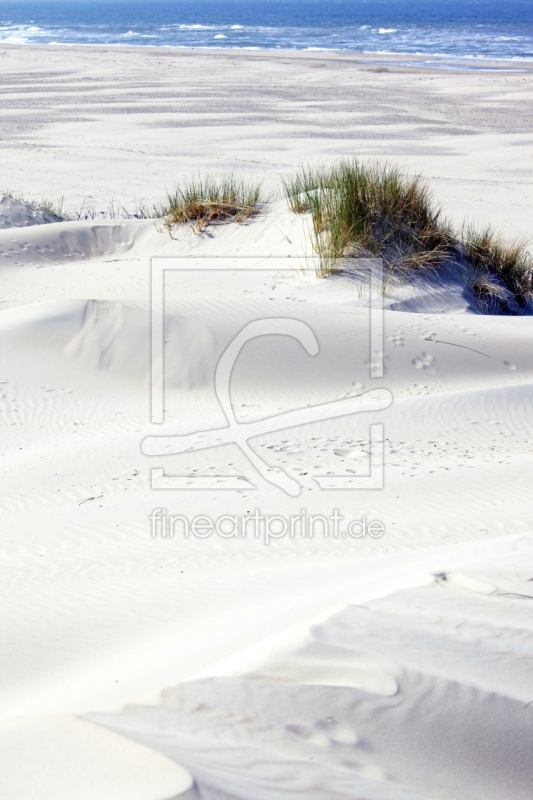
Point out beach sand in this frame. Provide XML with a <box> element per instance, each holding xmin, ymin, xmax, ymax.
<box><xmin>2</xmin><ymin>45</ymin><xmax>533</xmax><ymax>235</ymax></box>
<box><xmin>1</xmin><ymin>45</ymin><xmax>533</xmax><ymax>800</ymax></box>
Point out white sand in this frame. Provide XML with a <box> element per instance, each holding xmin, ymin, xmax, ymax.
<box><xmin>1</xmin><ymin>46</ymin><xmax>533</xmax><ymax>800</ymax></box>
<box><xmin>2</xmin><ymin>45</ymin><xmax>533</xmax><ymax>237</ymax></box>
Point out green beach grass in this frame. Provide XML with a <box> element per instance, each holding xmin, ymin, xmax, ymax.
<box><xmin>3</xmin><ymin>162</ymin><xmax>531</xmax><ymax>313</ymax></box>
<box><xmin>283</xmin><ymin>159</ymin><xmax>532</xmax><ymax>311</ymax></box>
<box><xmin>163</xmin><ymin>174</ymin><xmax>265</xmax><ymax>233</ymax></box>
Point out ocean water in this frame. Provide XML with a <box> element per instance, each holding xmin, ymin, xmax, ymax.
<box><xmin>0</xmin><ymin>0</ymin><xmax>533</xmax><ymax>65</ymax></box>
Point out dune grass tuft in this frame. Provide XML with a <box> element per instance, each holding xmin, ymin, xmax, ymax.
<box><xmin>284</xmin><ymin>159</ymin><xmax>532</xmax><ymax>310</ymax></box>
<box><xmin>471</xmin><ymin>273</ymin><xmax>512</xmax><ymax>314</ymax></box>
<box><xmin>70</xmin><ymin>198</ymin><xmax>164</xmax><ymax>221</ymax></box>
<box><xmin>462</xmin><ymin>223</ymin><xmax>532</xmax><ymax>307</ymax></box>
<box><xmin>283</xmin><ymin>159</ymin><xmax>454</xmax><ymax>277</ymax></box>
<box><xmin>2</xmin><ymin>189</ymin><xmax>66</xmax><ymax>219</ymax></box>
<box><xmin>1</xmin><ymin>190</ymin><xmax>164</xmax><ymax>221</ymax></box>
<box><xmin>164</xmin><ymin>174</ymin><xmax>265</xmax><ymax>233</ymax></box>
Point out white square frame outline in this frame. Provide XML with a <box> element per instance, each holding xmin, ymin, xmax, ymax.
<box><xmin>147</xmin><ymin>257</ymin><xmax>389</xmax><ymax>493</ymax></box>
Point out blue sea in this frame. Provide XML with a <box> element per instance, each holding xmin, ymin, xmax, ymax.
<box><xmin>0</xmin><ymin>0</ymin><xmax>533</xmax><ymax>66</ymax></box>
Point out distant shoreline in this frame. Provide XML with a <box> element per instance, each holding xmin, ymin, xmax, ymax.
<box><xmin>2</xmin><ymin>42</ymin><xmax>533</xmax><ymax>73</ymax></box>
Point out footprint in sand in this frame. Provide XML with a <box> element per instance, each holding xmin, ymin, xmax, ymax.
<box><xmin>333</xmin><ymin>446</ymin><xmax>367</xmax><ymax>459</ymax></box>
<box><xmin>287</xmin><ymin>719</ymin><xmax>360</xmax><ymax>748</ymax></box>
<box><xmin>387</xmin><ymin>333</ymin><xmax>405</xmax><ymax>347</ymax></box>
<box><xmin>412</xmin><ymin>352</ymin><xmax>434</xmax><ymax>370</ymax></box>
<box><xmin>316</xmin><ymin>718</ymin><xmax>361</xmax><ymax>746</ymax></box>
<box><xmin>286</xmin><ymin>724</ymin><xmax>331</xmax><ymax>748</ymax></box>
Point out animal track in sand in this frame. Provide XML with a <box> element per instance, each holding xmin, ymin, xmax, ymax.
<box><xmin>405</xmin><ymin>382</ymin><xmax>434</xmax><ymax>395</ymax></box>
<box><xmin>412</xmin><ymin>352</ymin><xmax>434</xmax><ymax>370</ymax></box>
<box><xmin>287</xmin><ymin>718</ymin><xmax>360</xmax><ymax>748</ymax></box>
<box><xmin>333</xmin><ymin>446</ymin><xmax>368</xmax><ymax>459</ymax></box>
<box><xmin>387</xmin><ymin>333</ymin><xmax>405</xmax><ymax>347</ymax></box>
<box><xmin>364</xmin><ymin>353</ymin><xmax>389</xmax><ymax>372</ymax></box>
<box><xmin>315</xmin><ymin>717</ymin><xmax>361</xmax><ymax>746</ymax></box>
<box><xmin>285</xmin><ymin>724</ymin><xmax>331</xmax><ymax>749</ymax></box>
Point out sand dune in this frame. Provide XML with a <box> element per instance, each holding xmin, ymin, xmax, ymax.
<box><xmin>1</xmin><ymin>45</ymin><xmax>533</xmax><ymax>800</ymax></box>
<box><xmin>93</xmin><ymin>546</ymin><xmax>533</xmax><ymax>800</ymax></box>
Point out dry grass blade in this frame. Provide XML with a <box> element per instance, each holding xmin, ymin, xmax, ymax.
<box><xmin>471</xmin><ymin>273</ymin><xmax>512</xmax><ymax>313</ymax></box>
<box><xmin>164</xmin><ymin>174</ymin><xmax>265</xmax><ymax>233</ymax></box>
<box><xmin>1</xmin><ymin>189</ymin><xmax>66</xmax><ymax>219</ymax></box>
<box><xmin>463</xmin><ymin>223</ymin><xmax>533</xmax><ymax>307</ymax></box>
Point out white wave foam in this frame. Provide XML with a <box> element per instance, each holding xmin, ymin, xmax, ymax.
<box><xmin>214</xmin><ymin>34</ymin><xmax>226</xmax><ymax>39</ymax></box>
<box><xmin>378</xmin><ymin>28</ymin><xmax>398</xmax><ymax>34</ymax></box>
<box><xmin>178</xmin><ymin>24</ymin><xmax>216</xmax><ymax>30</ymax></box>
<box><xmin>0</xmin><ymin>23</ymin><xmax>51</xmax><ymax>41</ymax></box>
<box><xmin>0</xmin><ymin>36</ymin><xmax>30</xmax><ymax>44</ymax></box>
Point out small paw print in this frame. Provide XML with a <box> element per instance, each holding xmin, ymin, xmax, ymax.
<box><xmin>412</xmin><ymin>352</ymin><xmax>434</xmax><ymax>370</ymax></box>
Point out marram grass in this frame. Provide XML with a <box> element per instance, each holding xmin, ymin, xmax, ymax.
<box><xmin>283</xmin><ymin>159</ymin><xmax>532</xmax><ymax>310</ymax></box>
<box><xmin>283</xmin><ymin>159</ymin><xmax>454</xmax><ymax>276</ymax></box>
<box><xmin>164</xmin><ymin>174</ymin><xmax>265</xmax><ymax>233</ymax></box>
<box><xmin>4</xmin><ymin>162</ymin><xmax>531</xmax><ymax>313</ymax></box>
<box><xmin>462</xmin><ymin>223</ymin><xmax>532</xmax><ymax>306</ymax></box>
